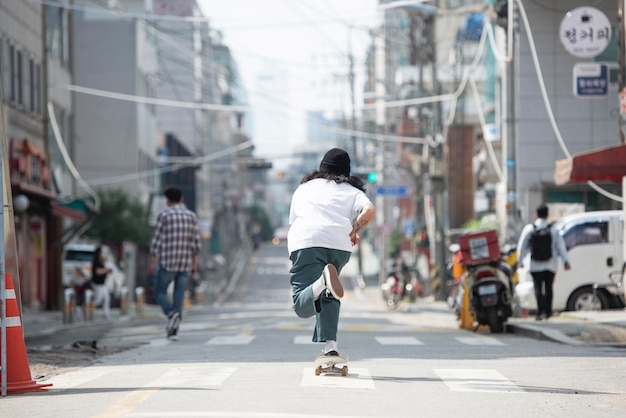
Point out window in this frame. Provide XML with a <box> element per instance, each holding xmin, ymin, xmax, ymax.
<box><xmin>9</xmin><ymin>43</ymin><xmax>15</xmax><ymax>101</ymax></box>
<box><xmin>61</xmin><ymin>7</ymin><xmax>70</xmax><ymax>66</ymax></box>
<box><xmin>46</xmin><ymin>6</ymin><xmax>61</xmax><ymax>60</ymax></box>
<box><xmin>16</xmin><ymin>49</ymin><xmax>23</xmax><ymax>105</ymax></box>
<box><xmin>28</xmin><ymin>59</ymin><xmax>35</xmax><ymax>112</ymax></box>
<box><xmin>0</xmin><ymin>39</ymin><xmax>3</xmax><ymax>99</ymax></box>
<box><xmin>562</xmin><ymin>221</ymin><xmax>609</xmax><ymax>250</ymax></box>
<box><xmin>34</xmin><ymin>63</ymin><xmax>42</xmax><ymax>115</ymax></box>
<box><xmin>46</xmin><ymin>5</ymin><xmax>70</xmax><ymax>68</ymax></box>
<box><xmin>22</xmin><ymin>55</ymin><xmax>31</xmax><ymax>111</ymax></box>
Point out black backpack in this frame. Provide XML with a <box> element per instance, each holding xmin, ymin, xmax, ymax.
<box><xmin>530</xmin><ymin>224</ymin><xmax>552</xmax><ymax>261</ymax></box>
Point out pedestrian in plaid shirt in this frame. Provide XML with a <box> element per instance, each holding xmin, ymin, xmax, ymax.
<box><xmin>149</xmin><ymin>186</ymin><xmax>201</xmax><ymax>340</ymax></box>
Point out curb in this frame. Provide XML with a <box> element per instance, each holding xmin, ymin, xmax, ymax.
<box><xmin>508</xmin><ymin>322</ymin><xmax>626</xmax><ymax>348</ymax></box>
<box><xmin>507</xmin><ymin>322</ymin><xmax>585</xmax><ymax>345</ymax></box>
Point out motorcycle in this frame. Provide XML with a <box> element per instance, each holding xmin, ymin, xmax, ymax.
<box><xmin>381</xmin><ymin>272</ymin><xmax>403</xmax><ymax>309</ymax></box>
<box><xmin>466</xmin><ymin>261</ymin><xmax>513</xmax><ymax>333</ymax></box>
<box><xmin>381</xmin><ymin>259</ymin><xmax>421</xmax><ymax>309</ymax></box>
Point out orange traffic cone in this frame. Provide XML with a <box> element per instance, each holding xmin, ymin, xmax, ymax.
<box><xmin>0</xmin><ymin>273</ymin><xmax>52</xmax><ymax>394</ymax></box>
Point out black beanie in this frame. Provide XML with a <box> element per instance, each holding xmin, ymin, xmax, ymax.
<box><xmin>319</xmin><ymin>148</ymin><xmax>351</xmax><ymax>177</ymax></box>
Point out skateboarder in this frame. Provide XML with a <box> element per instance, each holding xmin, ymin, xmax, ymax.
<box><xmin>287</xmin><ymin>148</ymin><xmax>375</xmax><ymax>361</ymax></box>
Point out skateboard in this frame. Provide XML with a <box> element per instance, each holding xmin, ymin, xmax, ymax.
<box><xmin>314</xmin><ymin>353</ymin><xmax>348</xmax><ymax>376</ymax></box>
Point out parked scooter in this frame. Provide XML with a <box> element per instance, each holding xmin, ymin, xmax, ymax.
<box><xmin>465</xmin><ymin>261</ymin><xmax>513</xmax><ymax>333</ymax></box>
<box><xmin>457</xmin><ymin>230</ymin><xmax>514</xmax><ymax>333</ymax></box>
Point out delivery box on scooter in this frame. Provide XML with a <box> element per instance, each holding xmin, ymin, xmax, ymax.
<box><xmin>459</xmin><ymin>230</ymin><xmax>500</xmax><ymax>266</ymax></box>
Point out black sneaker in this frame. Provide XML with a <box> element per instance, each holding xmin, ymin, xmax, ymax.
<box><xmin>166</xmin><ymin>312</ymin><xmax>181</xmax><ymax>337</ymax></box>
<box><xmin>168</xmin><ymin>327</ymin><xmax>178</xmax><ymax>341</ymax></box>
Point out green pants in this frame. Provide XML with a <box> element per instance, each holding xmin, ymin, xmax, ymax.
<box><xmin>289</xmin><ymin>247</ymin><xmax>351</xmax><ymax>342</ymax></box>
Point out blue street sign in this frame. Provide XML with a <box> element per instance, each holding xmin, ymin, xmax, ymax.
<box><xmin>376</xmin><ymin>185</ymin><xmax>409</xmax><ymax>196</ymax></box>
<box><xmin>573</xmin><ymin>63</ymin><xmax>608</xmax><ymax>97</ymax></box>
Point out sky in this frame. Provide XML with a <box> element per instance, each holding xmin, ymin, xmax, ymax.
<box><xmin>198</xmin><ymin>0</ymin><xmax>380</xmax><ymax>166</ymax></box>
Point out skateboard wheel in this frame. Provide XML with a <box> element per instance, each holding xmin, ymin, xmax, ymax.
<box><xmin>341</xmin><ymin>366</ymin><xmax>348</xmax><ymax>376</ymax></box>
<box><xmin>315</xmin><ymin>366</ymin><xmax>322</xmax><ymax>376</ymax></box>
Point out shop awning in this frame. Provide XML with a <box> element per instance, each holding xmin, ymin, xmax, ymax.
<box><xmin>51</xmin><ymin>198</ymin><xmax>94</xmax><ymax>222</ymax></box>
<box><xmin>554</xmin><ymin>143</ymin><xmax>626</xmax><ymax>185</ymax></box>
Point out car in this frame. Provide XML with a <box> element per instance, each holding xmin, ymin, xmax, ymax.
<box><xmin>272</xmin><ymin>226</ymin><xmax>289</xmax><ymax>245</ymax></box>
<box><xmin>516</xmin><ymin>210</ymin><xmax>625</xmax><ymax>313</ymax></box>
<box><xmin>62</xmin><ymin>243</ymin><xmax>126</xmax><ymax>305</ymax></box>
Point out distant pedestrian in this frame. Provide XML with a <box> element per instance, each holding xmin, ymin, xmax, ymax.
<box><xmin>91</xmin><ymin>246</ymin><xmax>112</xmax><ymax>320</ymax></box>
<box><xmin>287</xmin><ymin>148</ymin><xmax>375</xmax><ymax>359</ymax></box>
<box><xmin>517</xmin><ymin>204</ymin><xmax>570</xmax><ymax>320</ymax></box>
<box><xmin>149</xmin><ymin>186</ymin><xmax>201</xmax><ymax>340</ymax></box>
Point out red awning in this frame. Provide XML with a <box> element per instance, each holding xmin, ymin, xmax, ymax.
<box><xmin>554</xmin><ymin>143</ymin><xmax>626</xmax><ymax>185</ymax></box>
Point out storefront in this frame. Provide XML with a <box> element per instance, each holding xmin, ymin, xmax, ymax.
<box><xmin>9</xmin><ymin>138</ymin><xmax>55</xmax><ymax>310</ymax></box>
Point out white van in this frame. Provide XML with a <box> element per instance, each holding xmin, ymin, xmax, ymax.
<box><xmin>516</xmin><ymin>210</ymin><xmax>625</xmax><ymax>312</ymax></box>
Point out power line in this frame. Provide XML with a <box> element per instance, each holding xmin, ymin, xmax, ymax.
<box><xmin>61</xmin><ymin>84</ymin><xmax>249</xmax><ymax>112</ymax></box>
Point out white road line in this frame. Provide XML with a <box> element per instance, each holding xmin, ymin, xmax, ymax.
<box><xmin>206</xmin><ymin>335</ymin><xmax>256</xmax><ymax>345</ymax></box>
<box><xmin>127</xmin><ymin>412</ymin><xmax>394</xmax><ymax>417</ymax></box>
<box><xmin>435</xmin><ymin>369</ymin><xmax>525</xmax><ymax>393</ymax></box>
<box><xmin>301</xmin><ymin>368</ymin><xmax>375</xmax><ymax>389</ymax></box>
<box><xmin>456</xmin><ymin>336</ymin><xmax>506</xmax><ymax>346</ymax></box>
<box><xmin>294</xmin><ymin>335</ymin><xmax>316</xmax><ymax>344</ymax></box>
<box><xmin>49</xmin><ymin>367</ymin><xmax>116</xmax><ymax>390</ymax></box>
<box><xmin>92</xmin><ymin>365</ymin><xmax>238</xmax><ymax>417</ymax></box>
<box><xmin>149</xmin><ymin>366</ymin><xmax>237</xmax><ymax>388</ymax></box>
<box><xmin>375</xmin><ymin>336</ymin><xmax>424</xmax><ymax>345</ymax></box>
<box><xmin>149</xmin><ymin>338</ymin><xmax>172</xmax><ymax>347</ymax></box>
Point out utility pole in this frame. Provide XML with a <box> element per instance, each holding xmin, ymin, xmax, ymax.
<box><xmin>348</xmin><ymin>26</ymin><xmax>358</xmax><ymax>162</ymax></box>
<box><xmin>617</xmin><ymin>1</ymin><xmax>626</xmax><ymax>266</ymax></box>
<box><xmin>504</xmin><ymin>0</ymin><xmax>518</xmax><ymax>241</ymax></box>
<box><xmin>375</xmin><ymin>5</ymin><xmax>390</xmax><ymax>285</ymax></box>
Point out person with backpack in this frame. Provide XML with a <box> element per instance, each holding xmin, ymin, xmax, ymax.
<box><xmin>517</xmin><ymin>204</ymin><xmax>571</xmax><ymax>320</ymax></box>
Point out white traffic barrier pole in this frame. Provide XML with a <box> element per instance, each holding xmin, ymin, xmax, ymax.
<box><xmin>135</xmin><ymin>287</ymin><xmax>145</xmax><ymax>317</ymax></box>
<box><xmin>63</xmin><ymin>288</ymin><xmax>75</xmax><ymax>324</ymax></box>
<box><xmin>119</xmin><ymin>287</ymin><xmax>129</xmax><ymax>316</ymax></box>
<box><xmin>84</xmin><ymin>289</ymin><xmax>94</xmax><ymax>321</ymax></box>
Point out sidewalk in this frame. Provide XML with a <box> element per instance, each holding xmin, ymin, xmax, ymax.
<box><xmin>22</xmin><ymin>303</ymin><xmax>164</xmax><ymax>343</ymax></box>
<box><xmin>507</xmin><ymin>309</ymin><xmax>626</xmax><ymax>347</ymax></box>
<box><xmin>356</xmin><ymin>282</ymin><xmax>626</xmax><ymax>347</ymax></box>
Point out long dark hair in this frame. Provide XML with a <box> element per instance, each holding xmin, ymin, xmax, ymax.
<box><xmin>92</xmin><ymin>246</ymin><xmax>103</xmax><ymax>264</ymax></box>
<box><xmin>300</xmin><ymin>170</ymin><xmax>366</xmax><ymax>193</ymax></box>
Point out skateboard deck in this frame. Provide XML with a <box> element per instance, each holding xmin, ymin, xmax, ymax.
<box><xmin>314</xmin><ymin>353</ymin><xmax>348</xmax><ymax>376</ymax></box>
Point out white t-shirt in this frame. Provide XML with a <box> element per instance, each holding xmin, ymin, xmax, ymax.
<box><xmin>288</xmin><ymin>178</ymin><xmax>372</xmax><ymax>254</ymax></box>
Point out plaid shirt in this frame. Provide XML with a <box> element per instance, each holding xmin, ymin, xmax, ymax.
<box><xmin>150</xmin><ymin>204</ymin><xmax>201</xmax><ymax>272</ymax></box>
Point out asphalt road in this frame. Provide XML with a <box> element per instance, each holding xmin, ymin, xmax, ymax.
<box><xmin>7</xmin><ymin>242</ymin><xmax>626</xmax><ymax>417</ymax></box>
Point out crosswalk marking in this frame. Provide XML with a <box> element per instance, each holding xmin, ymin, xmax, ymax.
<box><xmin>92</xmin><ymin>365</ymin><xmax>237</xmax><ymax>417</ymax></box>
<box><xmin>301</xmin><ymin>368</ymin><xmax>375</xmax><ymax>389</ymax></box>
<box><xmin>456</xmin><ymin>336</ymin><xmax>506</xmax><ymax>346</ymax></box>
<box><xmin>435</xmin><ymin>369</ymin><xmax>525</xmax><ymax>393</ymax></box>
<box><xmin>149</xmin><ymin>338</ymin><xmax>172</xmax><ymax>347</ymax></box>
<box><xmin>50</xmin><ymin>367</ymin><xmax>115</xmax><ymax>390</ymax></box>
<box><xmin>203</xmin><ymin>333</ymin><xmax>504</xmax><ymax>346</ymax></box>
<box><xmin>49</xmin><ymin>362</ymin><xmax>525</xmax><ymax>395</ymax></box>
<box><xmin>294</xmin><ymin>335</ymin><xmax>316</xmax><ymax>344</ymax></box>
<box><xmin>375</xmin><ymin>336</ymin><xmax>423</xmax><ymax>345</ymax></box>
<box><xmin>207</xmin><ymin>335</ymin><xmax>256</xmax><ymax>345</ymax></box>
<box><xmin>149</xmin><ymin>366</ymin><xmax>237</xmax><ymax>388</ymax></box>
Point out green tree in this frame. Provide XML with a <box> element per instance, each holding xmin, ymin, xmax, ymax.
<box><xmin>83</xmin><ymin>188</ymin><xmax>152</xmax><ymax>254</ymax></box>
<box><xmin>249</xmin><ymin>204</ymin><xmax>273</xmax><ymax>241</ymax></box>
<box><xmin>388</xmin><ymin>228</ymin><xmax>401</xmax><ymax>259</ymax></box>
